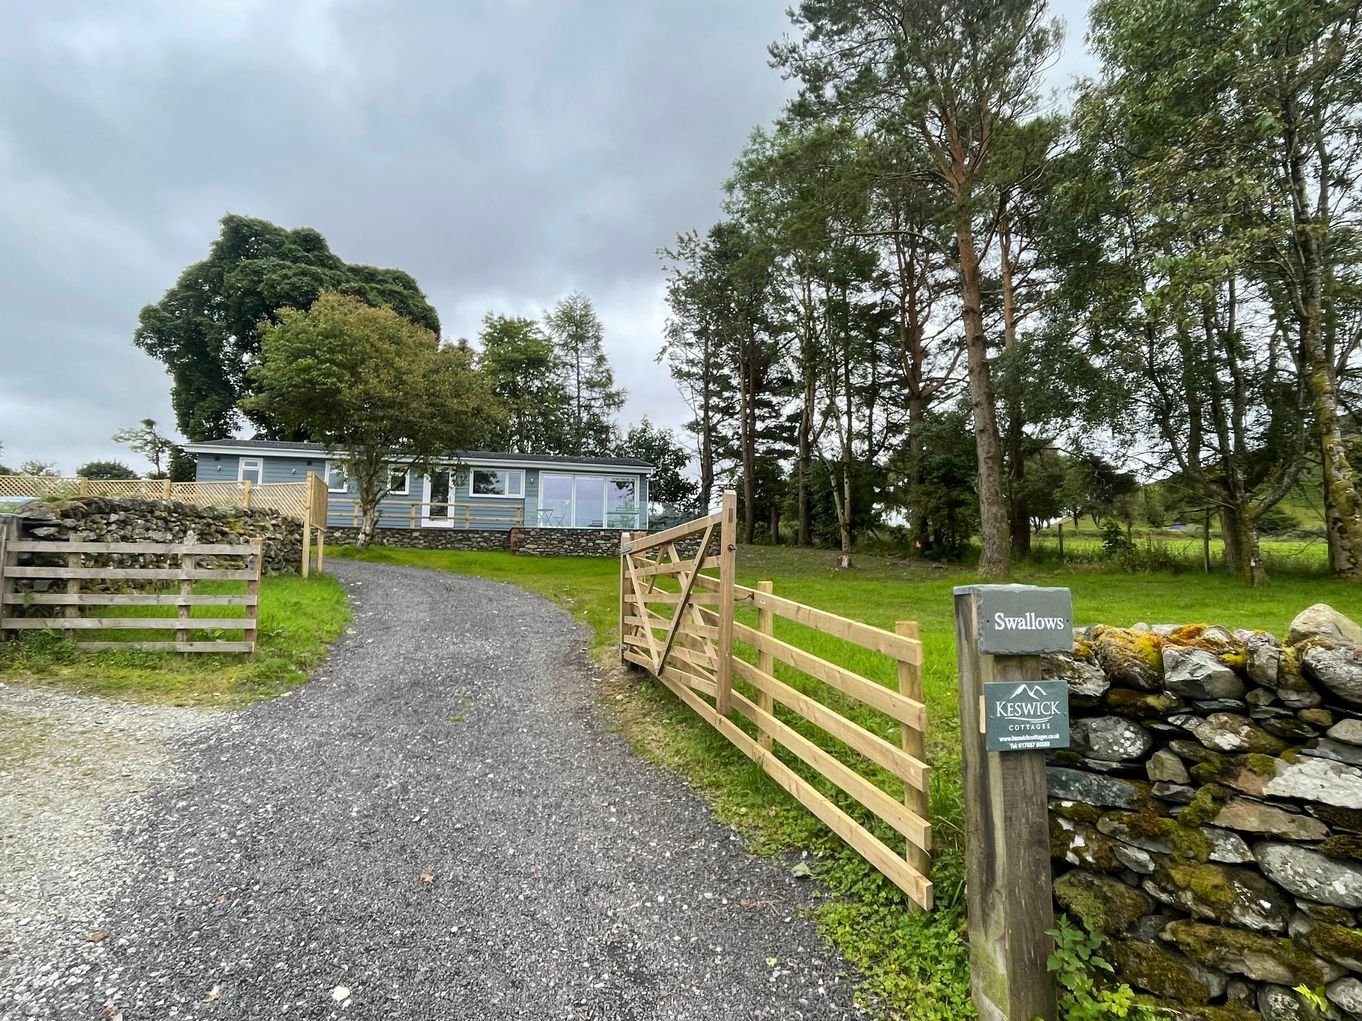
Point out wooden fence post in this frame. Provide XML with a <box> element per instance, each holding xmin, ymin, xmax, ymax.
<box><xmin>178</xmin><ymin>549</ymin><xmax>194</xmax><ymax>647</ymax></box>
<box><xmin>78</xmin><ymin>477</ymin><xmax>90</xmax><ymax>497</ymax></box>
<box><xmin>244</xmin><ymin>538</ymin><xmax>263</xmax><ymax>662</ymax></box>
<box><xmin>714</xmin><ymin>490</ymin><xmax>738</xmax><ymax>717</ymax></box>
<box><xmin>618</xmin><ymin>531</ymin><xmax>632</xmax><ymax>670</ymax></box>
<box><xmin>241</xmin><ymin>479</ymin><xmax>254</xmax><ymax>509</ymax></box>
<box><xmin>756</xmin><ymin>580</ymin><xmax>775</xmax><ymax>749</ymax></box>
<box><xmin>301</xmin><ymin>474</ymin><xmax>313</xmax><ymax>579</ymax></box>
<box><xmin>0</xmin><ymin>516</ymin><xmax>14</xmax><ymax>640</ymax></box>
<box><xmin>896</xmin><ymin>619</ymin><xmax>930</xmax><ymax>906</ymax></box>
<box><xmin>954</xmin><ymin>584</ymin><xmax>1072</xmax><ymax>1021</ymax></box>
<box><xmin>163</xmin><ymin>478</ymin><xmax>174</xmax><ymax>500</ymax></box>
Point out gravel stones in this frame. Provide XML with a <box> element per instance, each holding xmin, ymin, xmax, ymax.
<box><xmin>1255</xmin><ymin>843</ymin><xmax>1362</xmax><ymax>908</ymax></box>
<box><xmin>1164</xmin><ymin>647</ymin><xmax>1247</xmax><ymax>701</ymax></box>
<box><xmin>0</xmin><ymin>561</ymin><xmax>865</xmax><ymax>1020</ymax></box>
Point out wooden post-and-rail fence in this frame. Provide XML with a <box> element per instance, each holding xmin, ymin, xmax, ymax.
<box><xmin>618</xmin><ymin>491</ymin><xmax>933</xmax><ymax>909</ymax></box>
<box><xmin>0</xmin><ymin>519</ymin><xmax>264</xmax><ymax>657</ymax></box>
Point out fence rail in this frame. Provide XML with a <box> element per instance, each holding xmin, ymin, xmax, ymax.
<box><xmin>618</xmin><ymin>492</ymin><xmax>932</xmax><ymax>909</ymax></box>
<box><xmin>0</xmin><ymin>524</ymin><xmax>263</xmax><ymax>657</ymax></box>
<box><xmin>0</xmin><ymin>473</ymin><xmax>328</xmax><ymax>577</ymax></box>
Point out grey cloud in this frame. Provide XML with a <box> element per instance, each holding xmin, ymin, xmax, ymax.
<box><xmin>0</xmin><ymin>0</ymin><xmax>1093</xmax><ymax>472</ymax></box>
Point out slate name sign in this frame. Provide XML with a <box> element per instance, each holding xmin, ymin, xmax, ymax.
<box><xmin>970</xmin><ymin>585</ymin><xmax>1074</xmax><ymax>656</ymax></box>
<box><xmin>983</xmin><ymin>680</ymin><xmax>1070</xmax><ymax>753</ymax></box>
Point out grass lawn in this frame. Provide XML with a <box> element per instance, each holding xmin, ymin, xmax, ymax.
<box><xmin>0</xmin><ymin>573</ymin><xmax>350</xmax><ymax>707</ymax></box>
<box><xmin>331</xmin><ymin>543</ymin><xmax>1362</xmax><ymax>1018</ymax></box>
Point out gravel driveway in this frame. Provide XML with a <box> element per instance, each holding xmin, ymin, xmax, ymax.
<box><xmin>0</xmin><ymin>560</ymin><xmax>863</xmax><ymax>1020</ymax></box>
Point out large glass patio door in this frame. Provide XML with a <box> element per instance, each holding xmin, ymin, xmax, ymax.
<box><xmin>537</xmin><ymin>473</ymin><xmax>640</xmax><ymax>528</ymax></box>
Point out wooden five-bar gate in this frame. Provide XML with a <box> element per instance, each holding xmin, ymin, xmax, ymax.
<box><xmin>618</xmin><ymin>491</ymin><xmax>933</xmax><ymax>909</ymax></box>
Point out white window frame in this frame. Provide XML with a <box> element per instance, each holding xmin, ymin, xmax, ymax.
<box><xmin>388</xmin><ymin>468</ymin><xmax>410</xmax><ymax>496</ymax></box>
<box><xmin>470</xmin><ymin>468</ymin><xmax>525</xmax><ymax>500</ymax></box>
<box><xmin>324</xmin><ymin>460</ymin><xmax>349</xmax><ymax>494</ymax></box>
<box><xmin>238</xmin><ymin>457</ymin><xmax>263</xmax><ymax>485</ymax></box>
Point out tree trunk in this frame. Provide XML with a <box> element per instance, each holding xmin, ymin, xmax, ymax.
<box><xmin>1220</xmin><ymin>505</ymin><xmax>1267</xmax><ymax>587</ymax></box>
<box><xmin>907</xmin><ymin>391</ymin><xmax>928</xmax><ymax>556</ymax></box>
<box><xmin>770</xmin><ymin>500</ymin><xmax>781</xmax><ymax>546</ymax></box>
<box><xmin>357</xmin><ymin>508</ymin><xmax>379</xmax><ymax>550</ymax></box>
<box><xmin>740</xmin><ymin>353</ymin><xmax>756</xmax><ymax>545</ymax></box>
<box><xmin>957</xmin><ymin>219</ymin><xmax>1011</xmax><ymax>578</ymax></box>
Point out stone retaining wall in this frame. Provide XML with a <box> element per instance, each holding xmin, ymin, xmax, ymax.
<box><xmin>1046</xmin><ymin>605</ymin><xmax>1362</xmax><ymax>1020</ymax></box>
<box><xmin>326</xmin><ymin>527</ymin><xmax>512</xmax><ymax>552</ymax></box>
<box><xmin>324</xmin><ymin>526</ymin><xmax>631</xmax><ymax>557</ymax></box>
<box><xmin>9</xmin><ymin>498</ymin><xmax>302</xmax><ymax>575</ymax></box>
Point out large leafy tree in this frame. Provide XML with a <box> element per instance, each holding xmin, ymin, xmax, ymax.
<box><xmin>247</xmin><ymin>292</ymin><xmax>502</xmax><ymax>548</ymax></box>
<box><xmin>475</xmin><ymin>314</ymin><xmax>571</xmax><ymax>454</ymax></box>
<box><xmin>135</xmin><ymin>215</ymin><xmax>440</xmax><ymax>442</ymax></box>
<box><xmin>544</xmin><ymin>293</ymin><xmax>625</xmax><ymax>456</ymax></box>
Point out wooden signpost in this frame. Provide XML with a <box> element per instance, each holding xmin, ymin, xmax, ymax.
<box><xmin>954</xmin><ymin>584</ymin><xmax>1073</xmax><ymax>1021</ymax></box>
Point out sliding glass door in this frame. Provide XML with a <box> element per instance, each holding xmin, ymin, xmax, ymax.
<box><xmin>539</xmin><ymin>474</ymin><xmax>640</xmax><ymax>528</ymax></box>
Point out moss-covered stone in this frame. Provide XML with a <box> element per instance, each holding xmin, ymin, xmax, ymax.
<box><xmin>1106</xmin><ymin>687</ymin><xmax>1184</xmax><ymax>717</ymax></box>
<box><xmin>1179</xmin><ymin>785</ymin><xmax>1230</xmax><ymax>828</ymax></box>
<box><xmin>1162</xmin><ymin>920</ymin><xmax>1338</xmax><ymax>986</ymax></box>
<box><xmin>1050</xmin><ymin>817</ymin><xmax>1125</xmax><ymax>872</ymax></box>
<box><xmin>1172</xmin><ymin>739</ymin><xmax>1225</xmax><ymax>765</ymax></box>
<box><xmin>1130</xmin><ymin>999</ymin><xmax>1261</xmax><ymax>1021</ymax></box>
<box><xmin>1298</xmin><ymin>921</ymin><xmax>1362</xmax><ymax>971</ymax></box>
<box><xmin>1311</xmin><ymin>805</ymin><xmax>1362</xmax><ymax>834</ymax></box>
<box><xmin>1299</xmin><ymin>708</ymin><xmax>1335</xmax><ymax>728</ymax></box>
<box><xmin>1319</xmin><ymin>835</ymin><xmax>1362</xmax><ymax>862</ymax></box>
<box><xmin>1049</xmin><ymin>799</ymin><xmax>1106</xmax><ymax>825</ymax></box>
<box><xmin>1054</xmin><ymin>869</ymin><xmax>1153</xmax><ymax>935</ymax></box>
<box><xmin>1147</xmin><ymin>860</ymin><xmax>1292</xmax><ymax>933</ymax></box>
<box><xmin>1108</xmin><ymin>940</ymin><xmax>1223</xmax><ymax>1005</ymax></box>
<box><xmin>1094</xmin><ymin>627</ymin><xmax>1168</xmax><ymax>691</ymax></box>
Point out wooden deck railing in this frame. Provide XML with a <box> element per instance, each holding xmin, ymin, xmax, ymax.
<box><xmin>618</xmin><ymin>492</ymin><xmax>932</xmax><ymax>909</ymax></box>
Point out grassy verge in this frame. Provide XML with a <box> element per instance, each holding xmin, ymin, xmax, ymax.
<box><xmin>0</xmin><ymin>573</ymin><xmax>350</xmax><ymax>706</ymax></box>
<box><xmin>331</xmin><ymin>543</ymin><xmax>1362</xmax><ymax>1018</ymax></box>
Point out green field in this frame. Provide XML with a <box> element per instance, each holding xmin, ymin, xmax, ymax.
<box><xmin>0</xmin><ymin>573</ymin><xmax>350</xmax><ymax>706</ymax></box>
<box><xmin>332</xmin><ymin>543</ymin><xmax>1362</xmax><ymax>1018</ymax></box>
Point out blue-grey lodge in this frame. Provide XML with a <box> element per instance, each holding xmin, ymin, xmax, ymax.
<box><xmin>185</xmin><ymin>440</ymin><xmax>655</xmax><ymax>531</ymax></box>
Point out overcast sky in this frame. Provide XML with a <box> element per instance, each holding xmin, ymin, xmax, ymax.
<box><xmin>0</xmin><ymin>0</ymin><xmax>1096</xmax><ymax>474</ymax></box>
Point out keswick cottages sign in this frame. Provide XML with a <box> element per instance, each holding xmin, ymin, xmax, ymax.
<box><xmin>982</xmin><ymin>680</ymin><xmax>1070</xmax><ymax>752</ymax></box>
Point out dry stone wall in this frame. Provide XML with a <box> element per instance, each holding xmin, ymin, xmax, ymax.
<box><xmin>324</xmin><ymin>526</ymin><xmax>629</xmax><ymax>557</ymax></box>
<box><xmin>1047</xmin><ymin>605</ymin><xmax>1362</xmax><ymax>1020</ymax></box>
<box><xmin>325</xmin><ymin>526</ymin><xmax>512</xmax><ymax>552</ymax></box>
<box><xmin>8</xmin><ymin>498</ymin><xmax>302</xmax><ymax>575</ymax></box>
